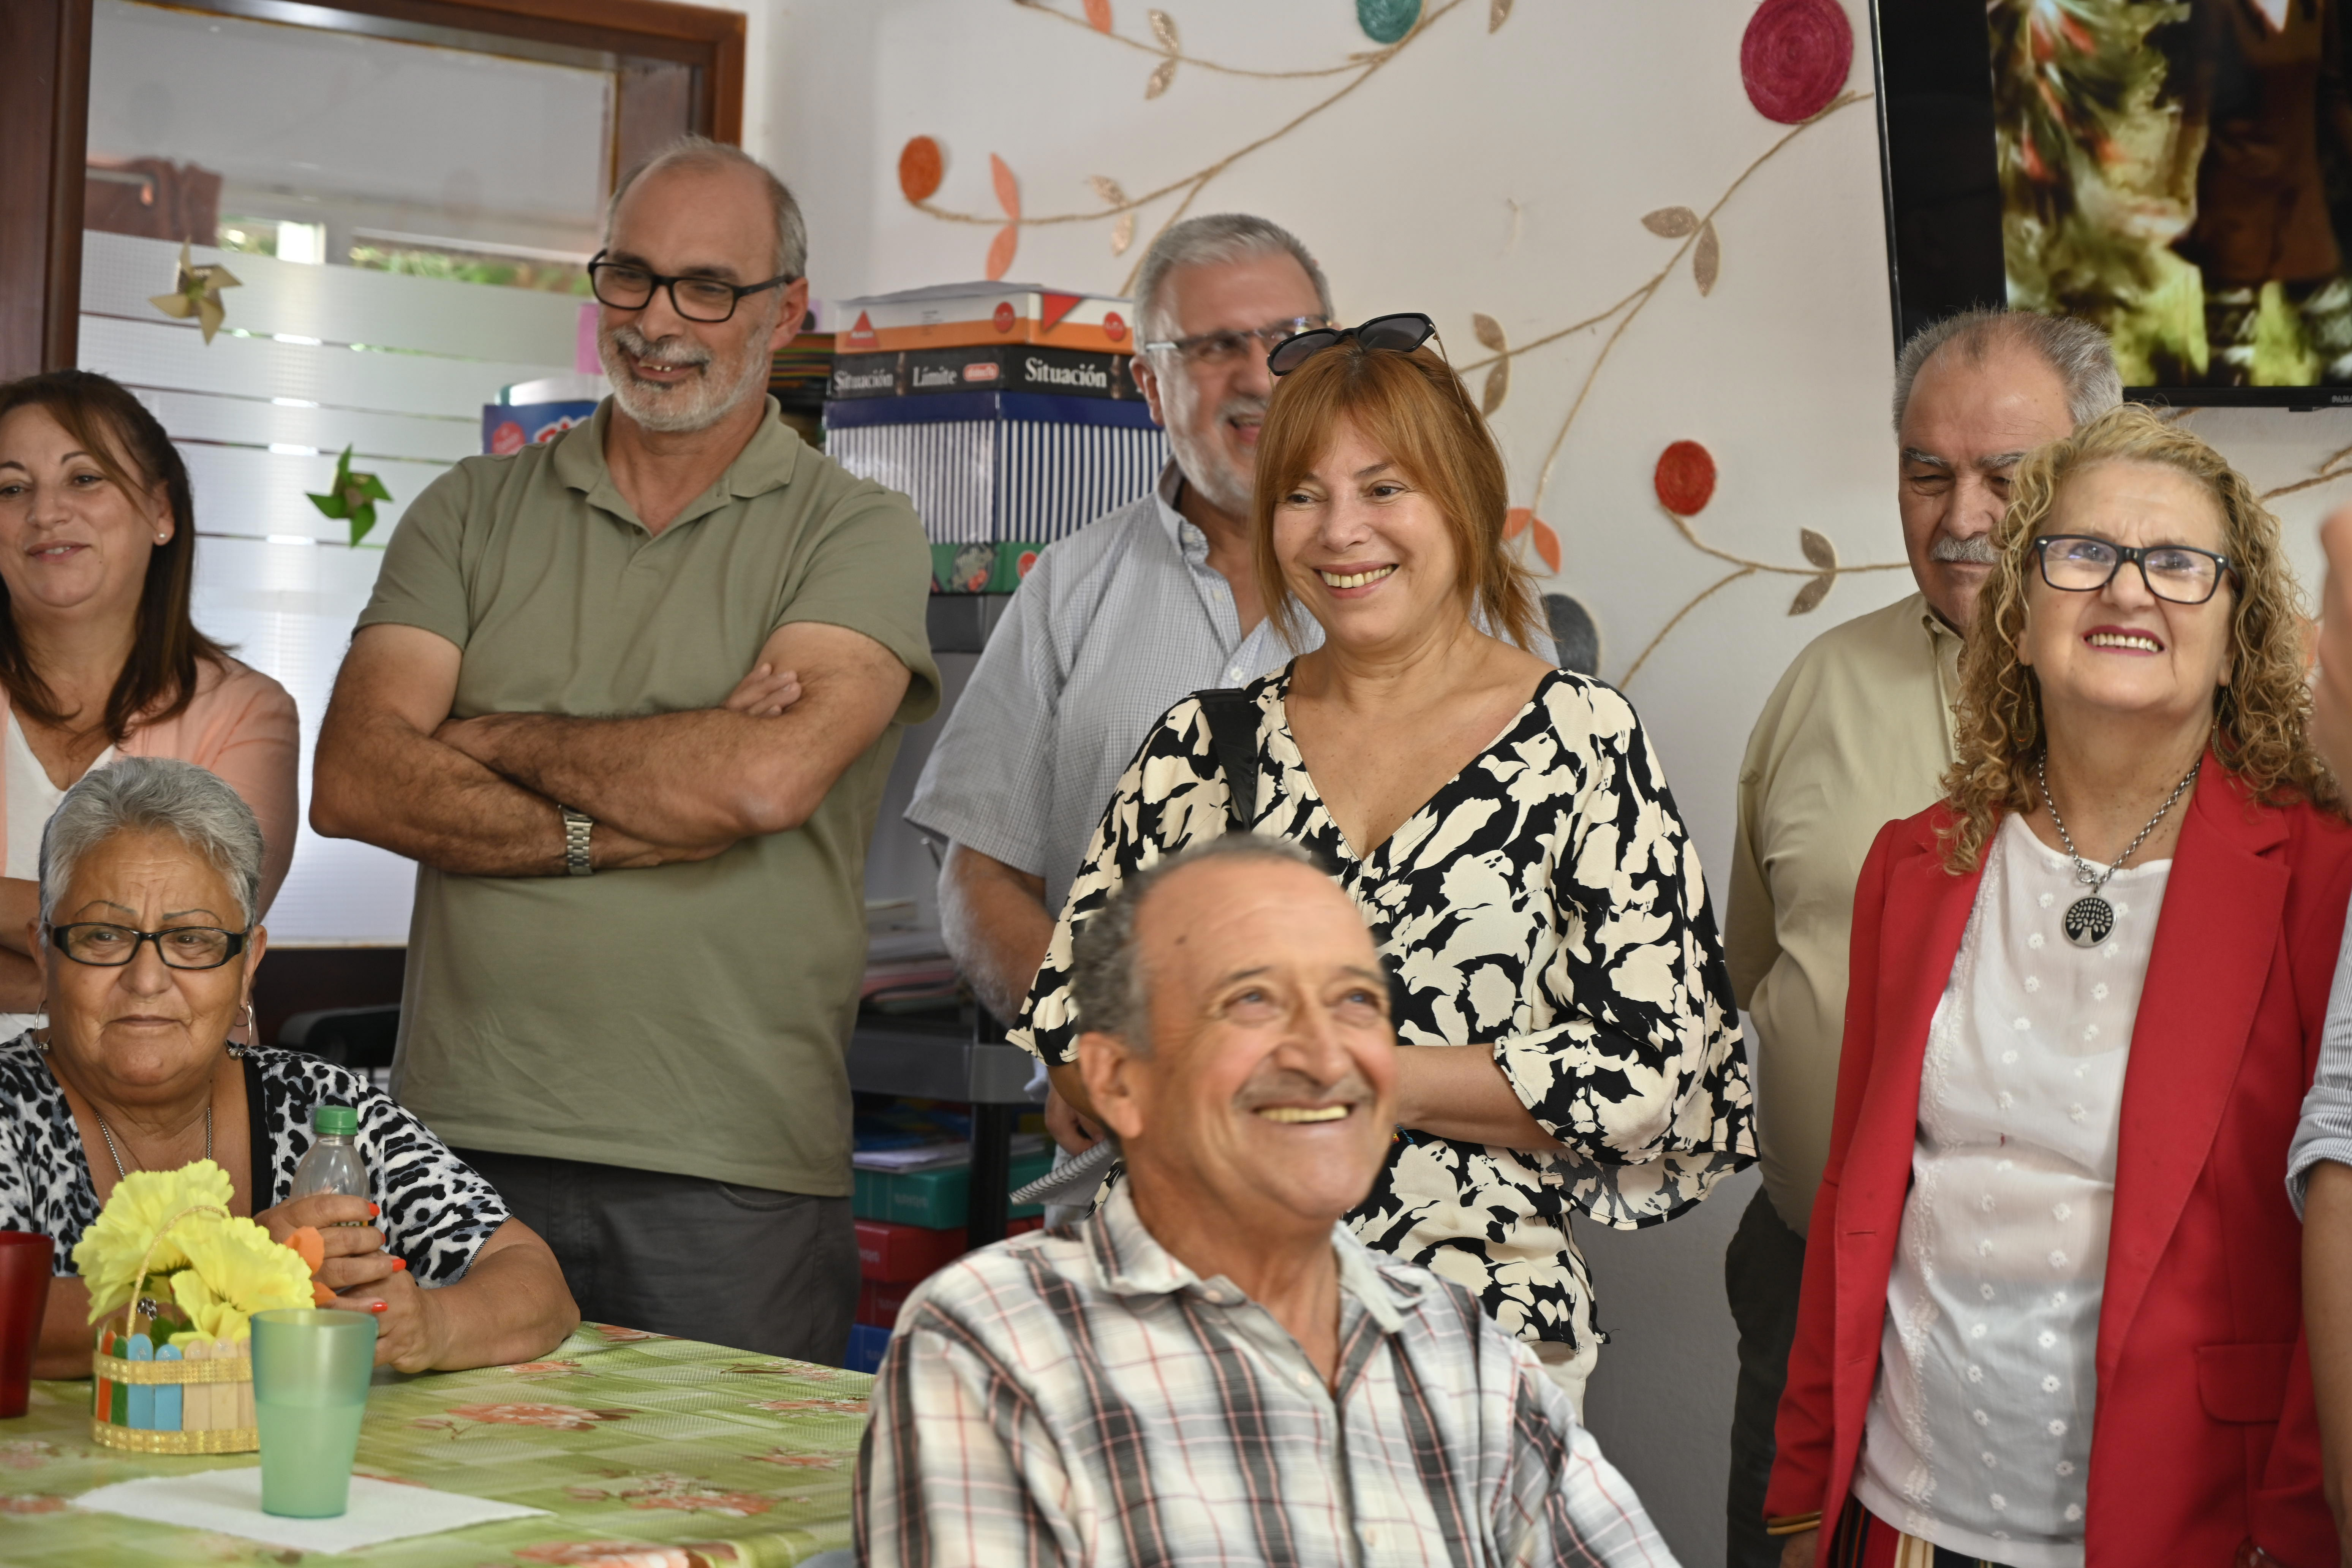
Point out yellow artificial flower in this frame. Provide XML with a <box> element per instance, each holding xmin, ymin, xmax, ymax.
<box><xmin>169</xmin><ymin>1218</ymin><xmax>315</xmax><ymax>1342</ymax></box>
<box><xmin>73</xmin><ymin>1160</ymin><xmax>234</xmax><ymax>1320</ymax></box>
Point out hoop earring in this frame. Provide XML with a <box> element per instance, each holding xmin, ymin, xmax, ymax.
<box><xmin>227</xmin><ymin>1001</ymin><xmax>256</xmax><ymax>1059</ymax></box>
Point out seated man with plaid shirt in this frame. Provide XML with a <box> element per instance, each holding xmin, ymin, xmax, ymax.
<box><xmin>854</xmin><ymin>836</ymin><xmax>1679</xmax><ymax>1568</ymax></box>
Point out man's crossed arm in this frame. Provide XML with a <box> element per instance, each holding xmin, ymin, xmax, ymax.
<box><xmin>311</xmin><ymin>619</ymin><xmax>912</xmax><ymax>876</ymax></box>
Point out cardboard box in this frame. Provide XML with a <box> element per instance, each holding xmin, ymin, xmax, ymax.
<box><xmin>481</xmin><ymin>400</ymin><xmax>597</xmax><ymax>455</ymax></box>
<box><xmin>857</xmin><ymin>1278</ymin><xmax>916</xmax><ymax>1329</ymax></box>
<box><xmin>844</xmin><ymin>1321</ymin><xmax>891</xmax><ymax>1374</ymax></box>
<box><xmin>830</xmin><ymin>345</ymin><xmax>1139</xmax><ymax>402</ymax></box>
<box><xmin>835</xmin><ymin>283</ymin><xmax>1135</xmax><ymax>355</ymax></box>
<box><xmin>853</xmin><ymin>1150</ymin><xmax>1054</xmax><ymax>1229</ymax></box>
<box><xmin>825</xmin><ymin>391</ymin><xmax>1170</xmax><ymax>554</ymax></box>
<box><xmin>855</xmin><ymin>1216</ymin><xmax>1042</xmax><ymax>1283</ymax></box>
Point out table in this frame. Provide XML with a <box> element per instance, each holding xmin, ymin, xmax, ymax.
<box><xmin>0</xmin><ymin>1322</ymin><xmax>869</xmax><ymax>1566</ymax></box>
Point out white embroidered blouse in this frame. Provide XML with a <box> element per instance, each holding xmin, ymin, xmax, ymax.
<box><xmin>1853</xmin><ymin>813</ymin><xmax>2170</xmax><ymax>1568</ymax></box>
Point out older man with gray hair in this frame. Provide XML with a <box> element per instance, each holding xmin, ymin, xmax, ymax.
<box><xmin>1721</xmin><ymin>308</ymin><xmax>2121</xmax><ymax>1565</ymax></box>
<box><xmin>856</xmin><ymin>835</ymin><xmax>1680</xmax><ymax>1568</ymax></box>
<box><xmin>311</xmin><ymin>136</ymin><xmax>937</xmax><ymax>1362</ymax></box>
<box><xmin>906</xmin><ymin>213</ymin><xmax>1337</xmax><ymax>1147</ymax></box>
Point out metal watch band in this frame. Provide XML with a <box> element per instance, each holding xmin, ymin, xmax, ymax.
<box><xmin>559</xmin><ymin>807</ymin><xmax>594</xmax><ymax>876</ymax></box>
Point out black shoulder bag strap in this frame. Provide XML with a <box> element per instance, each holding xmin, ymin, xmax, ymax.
<box><xmin>1193</xmin><ymin>688</ymin><xmax>1262</xmax><ymax>834</ymax></box>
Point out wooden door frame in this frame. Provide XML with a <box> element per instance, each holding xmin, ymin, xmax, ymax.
<box><xmin>0</xmin><ymin>0</ymin><xmax>746</xmax><ymax>380</ymax></box>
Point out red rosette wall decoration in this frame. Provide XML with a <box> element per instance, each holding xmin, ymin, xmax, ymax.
<box><xmin>898</xmin><ymin>138</ymin><xmax>943</xmax><ymax>204</ymax></box>
<box><xmin>1653</xmin><ymin>440</ymin><xmax>1718</xmax><ymax>515</ymax></box>
<box><xmin>1740</xmin><ymin>0</ymin><xmax>1853</xmax><ymax>125</ymax></box>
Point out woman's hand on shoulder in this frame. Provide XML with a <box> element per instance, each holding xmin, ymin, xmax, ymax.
<box><xmin>252</xmin><ymin>1193</ymin><xmax>403</xmax><ymax>1292</ymax></box>
<box><xmin>327</xmin><ymin>1268</ymin><xmax>446</xmax><ymax>1374</ymax></box>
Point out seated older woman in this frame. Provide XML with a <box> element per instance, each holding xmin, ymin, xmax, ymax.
<box><xmin>0</xmin><ymin>755</ymin><xmax>578</xmax><ymax>1377</ymax></box>
<box><xmin>1769</xmin><ymin>405</ymin><xmax>2352</xmax><ymax>1565</ymax></box>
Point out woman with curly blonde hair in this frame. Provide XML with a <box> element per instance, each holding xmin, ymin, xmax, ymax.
<box><xmin>1769</xmin><ymin>403</ymin><xmax>2352</xmax><ymax>1568</ymax></box>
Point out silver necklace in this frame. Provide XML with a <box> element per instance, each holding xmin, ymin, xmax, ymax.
<box><xmin>2036</xmin><ymin>752</ymin><xmax>2200</xmax><ymax>948</ymax></box>
<box><xmin>94</xmin><ymin>1103</ymin><xmax>210</xmax><ymax>1182</ymax></box>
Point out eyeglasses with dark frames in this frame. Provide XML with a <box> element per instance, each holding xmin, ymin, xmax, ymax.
<box><xmin>47</xmin><ymin>923</ymin><xmax>250</xmax><ymax>971</ymax></box>
<box><xmin>586</xmin><ymin>250</ymin><xmax>795</xmax><ymax>324</ymax></box>
<box><xmin>1267</xmin><ymin>312</ymin><xmax>1439</xmax><ymax>376</ymax></box>
<box><xmin>1140</xmin><ymin>316</ymin><xmax>1334</xmax><ymax>366</ymax></box>
<box><xmin>2032</xmin><ymin>534</ymin><xmax>2237</xmax><ymax>605</ymax></box>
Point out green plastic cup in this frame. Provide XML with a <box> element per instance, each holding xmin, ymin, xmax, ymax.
<box><xmin>250</xmin><ymin>1308</ymin><xmax>377</xmax><ymax>1517</ymax></box>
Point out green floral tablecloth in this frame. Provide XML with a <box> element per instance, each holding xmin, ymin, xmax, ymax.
<box><xmin>0</xmin><ymin>1323</ymin><xmax>869</xmax><ymax>1566</ymax></box>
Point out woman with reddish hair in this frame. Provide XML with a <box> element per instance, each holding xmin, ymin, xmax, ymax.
<box><xmin>1010</xmin><ymin>316</ymin><xmax>1753</xmax><ymax>1415</ymax></box>
<box><xmin>1769</xmin><ymin>403</ymin><xmax>2349</xmax><ymax>1566</ymax></box>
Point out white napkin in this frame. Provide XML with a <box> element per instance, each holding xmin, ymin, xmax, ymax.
<box><xmin>73</xmin><ymin>1468</ymin><xmax>547</xmax><ymax>1554</ymax></box>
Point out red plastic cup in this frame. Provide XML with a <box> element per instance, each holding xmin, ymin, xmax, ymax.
<box><xmin>0</xmin><ymin>1232</ymin><xmax>54</xmax><ymax>1418</ymax></box>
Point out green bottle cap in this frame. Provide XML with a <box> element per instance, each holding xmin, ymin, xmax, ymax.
<box><xmin>312</xmin><ymin>1105</ymin><xmax>358</xmax><ymax>1138</ymax></box>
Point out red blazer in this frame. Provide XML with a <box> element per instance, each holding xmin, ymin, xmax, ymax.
<box><xmin>1765</xmin><ymin>763</ymin><xmax>2352</xmax><ymax>1567</ymax></box>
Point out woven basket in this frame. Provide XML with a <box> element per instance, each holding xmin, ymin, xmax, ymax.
<box><xmin>88</xmin><ymin>1205</ymin><xmax>258</xmax><ymax>1454</ymax></box>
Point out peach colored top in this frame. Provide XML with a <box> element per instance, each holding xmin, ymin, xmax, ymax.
<box><xmin>0</xmin><ymin>656</ymin><xmax>300</xmax><ymax>914</ymax></box>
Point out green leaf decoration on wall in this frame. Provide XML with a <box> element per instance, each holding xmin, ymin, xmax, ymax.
<box><xmin>1357</xmin><ymin>0</ymin><xmax>1420</xmax><ymax>45</ymax></box>
<box><xmin>306</xmin><ymin>446</ymin><xmax>393</xmax><ymax>546</ymax></box>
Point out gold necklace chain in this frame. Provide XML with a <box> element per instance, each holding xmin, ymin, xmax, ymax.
<box><xmin>93</xmin><ymin>1103</ymin><xmax>211</xmax><ymax>1183</ymax></box>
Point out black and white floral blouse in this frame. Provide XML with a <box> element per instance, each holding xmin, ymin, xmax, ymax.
<box><xmin>0</xmin><ymin>1040</ymin><xmax>509</xmax><ymax>1284</ymax></box>
<box><xmin>1010</xmin><ymin>665</ymin><xmax>1755</xmax><ymax>1353</ymax></box>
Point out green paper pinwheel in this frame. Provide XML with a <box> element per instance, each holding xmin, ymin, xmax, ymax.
<box><xmin>305</xmin><ymin>446</ymin><xmax>392</xmax><ymax>546</ymax></box>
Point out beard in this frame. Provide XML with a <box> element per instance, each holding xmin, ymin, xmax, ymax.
<box><xmin>1930</xmin><ymin>533</ymin><xmax>2000</xmax><ymax>565</ymax></box>
<box><xmin>1163</xmin><ymin>388</ymin><xmax>1267</xmax><ymax>520</ymax></box>
<box><xmin>601</xmin><ymin>316</ymin><xmax>774</xmax><ymax>435</ymax></box>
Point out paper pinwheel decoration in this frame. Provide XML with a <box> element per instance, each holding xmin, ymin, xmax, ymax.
<box><xmin>148</xmin><ymin>243</ymin><xmax>241</xmax><ymax>344</ymax></box>
<box><xmin>306</xmin><ymin>447</ymin><xmax>392</xmax><ymax>546</ymax></box>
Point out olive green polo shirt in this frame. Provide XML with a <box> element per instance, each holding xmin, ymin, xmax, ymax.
<box><xmin>360</xmin><ymin>399</ymin><xmax>939</xmax><ymax>1195</ymax></box>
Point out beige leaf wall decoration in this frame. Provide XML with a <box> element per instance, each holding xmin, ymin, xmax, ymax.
<box><xmin>1472</xmin><ymin>312</ymin><xmax>1510</xmax><ymax>414</ymax></box>
<box><xmin>1799</xmin><ymin>527</ymin><xmax>1837</xmax><ymax>569</ymax></box>
<box><xmin>1490</xmin><ymin>0</ymin><xmax>1514</xmax><ymax>28</ymax></box>
<box><xmin>1149</xmin><ymin>8</ymin><xmax>1179</xmax><ymax>50</ymax></box>
<box><xmin>1089</xmin><ymin>175</ymin><xmax>1137</xmax><ymax>254</ymax></box>
<box><xmin>1789</xmin><ymin>573</ymin><xmax>1833</xmax><ymax>614</ymax></box>
<box><xmin>1112</xmin><ymin>212</ymin><xmax>1137</xmax><ymax>254</ymax></box>
<box><xmin>1694</xmin><ymin>221</ymin><xmax>1721</xmax><ymax>294</ymax></box>
<box><xmin>1147</xmin><ymin>55</ymin><xmax>1178</xmax><ymax>96</ymax></box>
<box><xmin>1642</xmin><ymin>206</ymin><xmax>1699</xmax><ymax>238</ymax></box>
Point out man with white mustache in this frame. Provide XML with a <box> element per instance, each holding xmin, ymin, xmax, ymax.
<box><xmin>311</xmin><ymin>137</ymin><xmax>936</xmax><ymax>1363</ymax></box>
<box><xmin>1719</xmin><ymin>309</ymin><xmax>2120</xmax><ymax>1568</ymax></box>
<box><xmin>857</xmin><ymin>835</ymin><xmax>1681</xmax><ymax>1568</ymax></box>
<box><xmin>906</xmin><ymin>214</ymin><xmax>1337</xmax><ymax>1150</ymax></box>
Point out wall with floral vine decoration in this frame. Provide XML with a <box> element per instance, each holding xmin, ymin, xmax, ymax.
<box><xmin>702</xmin><ymin>2</ymin><xmax>2352</xmax><ymax>1555</ymax></box>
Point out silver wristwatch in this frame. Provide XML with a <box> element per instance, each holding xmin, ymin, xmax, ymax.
<box><xmin>559</xmin><ymin>807</ymin><xmax>594</xmax><ymax>876</ymax></box>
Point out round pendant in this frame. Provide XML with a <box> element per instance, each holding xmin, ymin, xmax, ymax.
<box><xmin>2063</xmin><ymin>895</ymin><xmax>2114</xmax><ymax>948</ymax></box>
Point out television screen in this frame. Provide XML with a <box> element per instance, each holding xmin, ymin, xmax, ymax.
<box><xmin>1876</xmin><ymin>0</ymin><xmax>2352</xmax><ymax>406</ymax></box>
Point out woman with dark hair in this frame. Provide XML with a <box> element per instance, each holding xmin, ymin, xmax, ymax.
<box><xmin>1009</xmin><ymin>318</ymin><xmax>1752</xmax><ymax>1414</ymax></box>
<box><xmin>0</xmin><ymin>370</ymin><xmax>296</xmax><ymax>1035</ymax></box>
<box><xmin>1768</xmin><ymin>404</ymin><xmax>2351</xmax><ymax>1566</ymax></box>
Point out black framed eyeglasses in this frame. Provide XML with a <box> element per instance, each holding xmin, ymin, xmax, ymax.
<box><xmin>47</xmin><ymin>923</ymin><xmax>250</xmax><ymax>971</ymax></box>
<box><xmin>1267</xmin><ymin>312</ymin><xmax>1438</xmax><ymax>376</ymax></box>
<box><xmin>586</xmin><ymin>250</ymin><xmax>793</xmax><ymax>324</ymax></box>
<box><xmin>2032</xmin><ymin>534</ymin><xmax>2237</xmax><ymax>605</ymax></box>
<box><xmin>1140</xmin><ymin>315</ymin><xmax>1332</xmax><ymax>366</ymax></box>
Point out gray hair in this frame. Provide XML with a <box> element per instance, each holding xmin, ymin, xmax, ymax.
<box><xmin>607</xmin><ymin>135</ymin><xmax>809</xmax><ymax>283</ymax></box>
<box><xmin>1892</xmin><ymin>308</ymin><xmax>2121</xmax><ymax>432</ymax></box>
<box><xmin>40</xmin><ymin>757</ymin><xmax>264</xmax><ymax>931</ymax></box>
<box><xmin>1069</xmin><ymin>835</ymin><xmax>1325</xmax><ymax>1052</ymax></box>
<box><xmin>1133</xmin><ymin>214</ymin><xmax>1335</xmax><ymax>350</ymax></box>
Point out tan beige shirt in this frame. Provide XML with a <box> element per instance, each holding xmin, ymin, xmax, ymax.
<box><xmin>360</xmin><ymin>399</ymin><xmax>939</xmax><ymax>1195</ymax></box>
<box><xmin>1726</xmin><ymin>590</ymin><xmax>1960</xmax><ymax>1234</ymax></box>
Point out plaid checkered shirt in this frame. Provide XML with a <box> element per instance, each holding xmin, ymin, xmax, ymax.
<box><xmin>855</xmin><ymin>1184</ymin><xmax>1682</xmax><ymax>1567</ymax></box>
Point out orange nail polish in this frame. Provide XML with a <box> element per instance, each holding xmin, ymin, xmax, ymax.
<box><xmin>391</xmin><ymin>1258</ymin><xmax>407</xmax><ymax>1272</ymax></box>
<box><xmin>368</xmin><ymin>1203</ymin><xmax>379</xmax><ymax>1218</ymax></box>
<box><xmin>368</xmin><ymin>1302</ymin><xmax>388</xmax><ymax>1314</ymax></box>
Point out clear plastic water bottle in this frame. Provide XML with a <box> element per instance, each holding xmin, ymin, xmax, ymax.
<box><xmin>287</xmin><ymin>1105</ymin><xmax>368</xmax><ymax>1222</ymax></box>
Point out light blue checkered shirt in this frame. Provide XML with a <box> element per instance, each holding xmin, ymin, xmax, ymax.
<box><xmin>906</xmin><ymin>465</ymin><xmax>1315</xmax><ymax>914</ymax></box>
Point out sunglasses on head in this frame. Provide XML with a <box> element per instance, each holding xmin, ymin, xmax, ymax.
<box><xmin>1267</xmin><ymin>312</ymin><xmax>1439</xmax><ymax>376</ymax></box>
